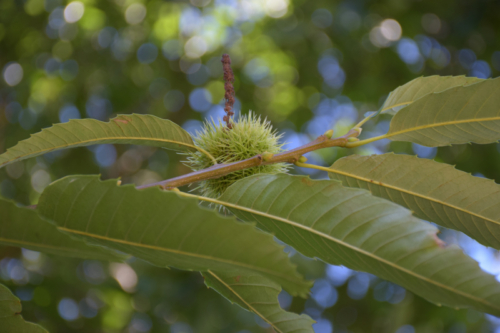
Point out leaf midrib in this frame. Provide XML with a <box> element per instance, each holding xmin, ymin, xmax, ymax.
<box><xmin>388</xmin><ymin>116</ymin><xmax>500</xmax><ymax>137</ymax></box>
<box><xmin>182</xmin><ymin>192</ymin><xmax>500</xmax><ymax>311</ymax></box>
<box><xmin>381</xmin><ymin>101</ymin><xmax>412</xmax><ymax>112</ymax></box>
<box><xmin>56</xmin><ymin>226</ymin><xmax>300</xmax><ymax>286</ymax></box>
<box><xmin>0</xmin><ymin>136</ymin><xmax>198</xmax><ymax>167</ymax></box>
<box><xmin>327</xmin><ymin>167</ymin><xmax>500</xmax><ymax>227</ymax></box>
<box><xmin>206</xmin><ymin>270</ymin><xmax>284</xmax><ymax>333</ymax></box>
<box><xmin>0</xmin><ymin>237</ymin><xmax>102</xmax><ymax>254</ymax></box>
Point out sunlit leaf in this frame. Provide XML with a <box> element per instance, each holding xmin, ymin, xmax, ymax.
<box><xmin>214</xmin><ymin>174</ymin><xmax>500</xmax><ymax>316</ymax></box>
<box><xmin>383</xmin><ymin>77</ymin><xmax>500</xmax><ymax>146</ymax></box>
<box><xmin>0</xmin><ymin>283</ymin><xmax>48</xmax><ymax>333</ymax></box>
<box><xmin>37</xmin><ymin>175</ymin><xmax>311</xmax><ymax>297</ymax></box>
<box><xmin>380</xmin><ymin>75</ymin><xmax>483</xmax><ymax>115</ymax></box>
<box><xmin>204</xmin><ymin>270</ymin><xmax>314</xmax><ymax>333</ymax></box>
<box><xmin>0</xmin><ymin>197</ymin><xmax>126</xmax><ymax>261</ymax></box>
<box><xmin>0</xmin><ymin>114</ymin><xmax>215</xmax><ymax>168</ymax></box>
<box><xmin>328</xmin><ymin>153</ymin><xmax>500</xmax><ymax>250</ymax></box>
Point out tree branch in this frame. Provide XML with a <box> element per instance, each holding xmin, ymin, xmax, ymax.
<box><xmin>136</xmin><ymin>129</ymin><xmax>360</xmax><ymax>190</ymax></box>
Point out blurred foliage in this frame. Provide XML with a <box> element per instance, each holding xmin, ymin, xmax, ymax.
<box><xmin>1</xmin><ymin>0</ymin><xmax>500</xmax><ymax>332</ymax></box>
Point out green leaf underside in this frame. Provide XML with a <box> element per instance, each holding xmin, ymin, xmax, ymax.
<box><xmin>381</xmin><ymin>76</ymin><xmax>484</xmax><ymax>115</ymax></box>
<box><xmin>204</xmin><ymin>270</ymin><xmax>314</xmax><ymax>333</ymax></box>
<box><xmin>0</xmin><ymin>198</ymin><xmax>125</xmax><ymax>261</ymax></box>
<box><xmin>0</xmin><ymin>114</ymin><xmax>199</xmax><ymax>169</ymax></box>
<box><xmin>385</xmin><ymin>77</ymin><xmax>500</xmax><ymax>146</ymax></box>
<box><xmin>0</xmin><ymin>283</ymin><xmax>47</xmax><ymax>333</ymax></box>
<box><xmin>37</xmin><ymin>176</ymin><xmax>310</xmax><ymax>297</ymax></box>
<box><xmin>215</xmin><ymin>174</ymin><xmax>500</xmax><ymax>316</ymax></box>
<box><xmin>328</xmin><ymin>153</ymin><xmax>500</xmax><ymax>250</ymax></box>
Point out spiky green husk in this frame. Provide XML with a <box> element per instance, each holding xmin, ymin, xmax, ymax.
<box><xmin>185</xmin><ymin>112</ymin><xmax>289</xmax><ymax>198</ymax></box>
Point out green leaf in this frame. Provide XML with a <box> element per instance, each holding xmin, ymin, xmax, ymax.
<box><xmin>328</xmin><ymin>153</ymin><xmax>500</xmax><ymax>250</ymax></box>
<box><xmin>0</xmin><ymin>197</ymin><xmax>126</xmax><ymax>261</ymax></box>
<box><xmin>0</xmin><ymin>283</ymin><xmax>48</xmax><ymax>333</ymax></box>
<box><xmin>0</xmin><ymin>114</ymin><xmax>215</xmax><ymax>168</ymax></box>
<box><xmin>380</xmin><ymin>76</ymin><xmax>484</xmax><ymax>115</ymax></box>
<box><xmin>204</xmin><ymin>270</ymin><xmax>314</xmax><ymax>333</ymax></box>
<box><xmin>37</xmin><ymin>175</ymin><xmax>311</xmax><ymax>297</ymax></box>
<box><xmin>215</xmin><ymin>174</ymin><xmax>500</xmax><ymax>316</ymax></box>
<box><xmin>383</xmin><ymin>77</ymin><xmax>500</xmax><ymax>146</ymax></box>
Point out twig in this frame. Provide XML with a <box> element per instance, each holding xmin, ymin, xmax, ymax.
<box><xmin>136</xmin><ymin>129</ymin><xmax>360</xmax><ymax>190</ymax></box>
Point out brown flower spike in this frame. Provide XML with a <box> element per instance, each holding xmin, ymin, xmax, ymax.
<box><xmin>221</xmin><ymin>54</ymin><xmax>235</xmax><ymax>129</ymax></box>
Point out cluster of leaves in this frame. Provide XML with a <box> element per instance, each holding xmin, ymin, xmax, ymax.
<box><xmin>1</xmin><ymin>75</ymin><xmax>500</xmax><ymax>332</ymax></box>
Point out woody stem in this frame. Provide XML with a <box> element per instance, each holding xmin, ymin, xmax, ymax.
<box><xmin>136</xmin><ymin>129</ymin><xmax>360</xmax><ymax>190</ymax></box>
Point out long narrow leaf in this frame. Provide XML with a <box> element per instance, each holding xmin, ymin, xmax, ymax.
<box><xmin>380</xmin><ymin>76</ymin><xmax>483</xmax><ymax>115</ymax></box>
<box><xmin>214</xmin><ymin>174</ymin><xmax>500</xmax><ymax>316</ymax></box>
<box><xmin>383</xmin><ymin>77</ymin><xmax>500</xmax><ymax>146</ymax></box>
<box><xmin>328</xmin><ymin>153</ymin><xmax>500</xmax><ymax>250</ymax></box>
<box><xmin>37</xmin><ymin>175</ymin><xmax>311</xmax><ymax>297</ymax></box>
<box><xmin>0</xmin><ymin>114</ymin><xmax>215</xmax><ymax>168</ymax></box>
<box><xmin>0</xmin><ymin>283</ymin><xmax>47</xmax><ymax>332</ymax></box>
<box><xmin>204</xmin><ymin>270</ymin><xmax>314</xmax><ymax>333</ymax></box>
<box><xmin>0</xmin><ymin>197</ymin><xmax>126</xmax><ymax>261</ymax></box>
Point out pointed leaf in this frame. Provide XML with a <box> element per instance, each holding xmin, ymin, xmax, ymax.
<box><xmin>204</xmin><ymin>270</ymin><xmax>314</xmax><ymax>333</ymax></box>
<box><xmin>0</xmin><ymin>197</ymin><xmax>126</xmax><ymax>261</ymax></box>
<box><xmin>328</xmin><ymin>153</ymin><xmax>500</xmax><ymax>250</ymax></box>
<box><xmin>0</xmin><ymin>283</ymin><xmax>48</xmax><ymax>332</ymax></box>
<box><xmin>216</xmin><ymin>174</ymin><xmax>500</xmax><ymax>316</ymax></box>
<box><xmin>383</xmin><ymin>77</ymin><xmax>500</xmax><ymax>146</ymax></box>
<box><xmin>0</xmin><ymin>114</ymin><xmax>214</xmax><ymax>168</ymax></box>
<box><xmin>37</xmin><ymin>175</ymin><xmax>311</xmax><ymax>297</ymax></box>
<box><xmin>381</xmin><ymin>76</ymin><xmax>483</xmax><ymax>115</ymax></box>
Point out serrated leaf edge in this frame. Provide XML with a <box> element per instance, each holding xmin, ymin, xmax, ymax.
<box><xmin>179</xmin><ymin>188</ymin><xmax>500</xmax><ymax>313</ymax></box>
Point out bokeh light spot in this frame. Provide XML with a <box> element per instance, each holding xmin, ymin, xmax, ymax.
<box><xmin>110</xmin><ymin>263</ymin><xmax>138</xmax><ymax>292</ymax></box>
<box><xmin>265</xmin><ymin>0</ymin><xmax>289</xmax><ymax>18</ymax></box>
<box><xmin>182</xmin><ymin>119</ymin><xmax>203</xmax><ymax>135</ymax></box>
<box><xmin>412</xmin><ymin>143</ymin><xmax>437</xmax><ymax>159</ymax></box>
<box><xmin>313</xmin><ymin>318</ymin><xmax>333</xmax><ymax>333</ymax></box>
<box><xmin>98</xmin><ymin>27</ymin><xmax>116</xmax><ymax>48</ymax></box>
<box><xmin>311</xmin><ymin>9</ymin><xmax>333</xmax><ymax>29</ymax></box>
<box><xmin>19</xmin><ymin>109</ymin><xmax>38</xmax><ymax>130</ymax></box>
<box><xmin>395</xmin><ymin>325</ymin><xmax>415</xmax><ymax>333</ymax></box>
<box><xmin>125</xmin><ymin>3</ymin><xmax>147</xmax><ymax>25</ymax></box>
<box><xmin>60</xmin><ymin>59</ymin><xmax>79</xmax><ymax>81</ymax></box>
<box><xmin>380</xmin><ymin>19</ymin><xmax>402</xmax><ymax>42</ymax></box>
<box><xmin>128</xmin><ymin>313</ymin><xmax>153</xmax><ymax>332</ymax></box>
<box><xmin>184</xmin><ymin>36</ymin><xmax>207</xmax><ymax>59</ymax></box>
<box><xmin>64</xmin><ymin>2</ymin><xmax>85</xmax><ymax>23</ymax></box>
<box><xmin>58</xmin><ymin>298</ymin><xmax>79</xmax><ymax>321</ymax></box>
<box><xmin>162</xmin><ymin>39</ymin><xmax>183</xmax><ymax>60</ymax></box>
<box><xmin>311</xmin><ymin>279</ymin><xmax>338</xmax><ymax>308</ymax></box>
<box><xmin>137</xmin><ymin>43</ymin><xmax>158</xmax><ymax>64</ymax></box>
<box><xmin>31</xmin><ymin>169</ymin><xmax>51</xmax><ymax>193</ymax></box>
<box><xmin>189</xmin><ymin>88</ymin><xmax>212</xmax><ymax>112</ymax></box>
<box><xmin>3</xmin><ymin>62</ymin><xmax>24</xmax><ymax>86</ymax></box>
<box><xmin>59</xmin><ymin>104</ymin><xmax>81</xmax><ymax>123</ymax></box>
<box><xmin>397</xmin><ymin>38</ymin><xmax>421</xmax><ymax>64</ymax></box>
<box><xmin>470</xmin><ymin>60</ymin><xmax>491</xmax><ymax>78</ymax></box>
<box><xmin>94</xmin><ymin>144</ymin><xmax>117</xmax><ymax>167</ymax></box>
<box><xmin>458</xmin><ymin>49</ymin><xmax>477</xmax><ymax>70</ymax></box>
<box><xmin>421</xmin><ymin>13</ymin><xmax>441</xmax><ymax>34</ymax></box>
